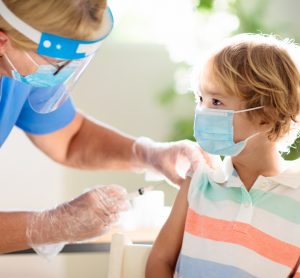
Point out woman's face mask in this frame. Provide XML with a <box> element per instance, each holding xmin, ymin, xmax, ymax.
<box><xmin>194</xmin><ymin>105</ymin><xmax>264</xmax><ymax>156</ymax></box>
<box><xmin>4</xmin><ymin>52</ymin><xmax>79</xmax><ymax>88</ymax></box>
<box><xmin>2</xmin><ymin>51</ymin><xmax>94</xmax><ymax>114</ymax></box>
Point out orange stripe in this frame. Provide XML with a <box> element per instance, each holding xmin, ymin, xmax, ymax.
<box><xmin>185</xmin><ymin>208</ymin><xmax>300</xmax><ymax>269</ymax></box>
<box><xmin>294</xmin><ymin>273</ymin><xmax>300</xmax><ymax>278</ymax></box>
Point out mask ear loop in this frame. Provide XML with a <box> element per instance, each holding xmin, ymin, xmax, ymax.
<box><xmin>234</xmin><ymin>105</ymin><xmax>265</xmax><ymax>143</ymax></box>
<box><xmin>3</xmin><ymin>53</ymin><xmax>17</xmax><ymax>71</ymax></box>
<box><xmin>234</xmin><ymin>105</ymin><xmax>264</xmax><ymax>114</ymax></box>
<box><xmin>4</xmin><ymin>52</ymin><xmax>40</xmax><ymax>75</ymax></box>
<box><xmin>24</xmin><ymin>52</ymin><xmax>39</xmax><ymax>67</ymax></box>
<box><xmin>245</xmin><ymin>132</ymin><xmax>260</xmax><ymax>142</ymax></box>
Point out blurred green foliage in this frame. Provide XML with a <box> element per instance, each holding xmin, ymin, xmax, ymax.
<box><xmin>195</xmin><ymin>0</ymin><xmax>214</xmax><ymax>11</ymax></box>
<box><xmin>282</xmin><ymin>138</ymin><xmax>300</xmax><ymax>160</ymax></box>
<box><xmin>169</xmin><ymin>117</ymin><xmax>195</xmax><ymax>142</ymax></box>
<box><xmin>230</xmin><ymin>0</ymin><xmax>270</xmax><ymax>34</ymax></box>
<box><xmin>157</xmin><ymin>87</ymin><xmax>178</xmax><ymax>106</ymax></box>
<box><xmin>157</xmin><ymin>86</ymin><xmax>196</xmax><ymax>141</ymax></box>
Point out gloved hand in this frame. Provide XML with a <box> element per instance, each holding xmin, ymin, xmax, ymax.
<box><xmin>132</xmin><ymin>137</ymin><xmax>214</xmax><ymax>185</ymax></box>
<box><xmin>26</xmin><ymin>185</ymin><xmax>129</xmax><ymax>256</ymax></box>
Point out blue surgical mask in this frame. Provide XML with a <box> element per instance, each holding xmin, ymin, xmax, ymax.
<box><xmin>4</xmin><ymin>53</ymin><xmax>77</xmax><ymax>88</ymax></box>
<box><xmin>194</xmin><ymin>106</ymin><xmax>264</xmax><ymax>156</ymax></box>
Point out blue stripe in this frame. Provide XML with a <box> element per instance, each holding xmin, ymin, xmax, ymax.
<box><xmin>175</xmin><ymin>254</ymin><xmax>256</xmax><ymax>278</ymax></box>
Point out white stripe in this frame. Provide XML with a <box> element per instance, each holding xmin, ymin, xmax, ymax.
<box><xmin>76</xmin><ymin>41</ymin><xmax>103</xmax><ymax>55</ymax></box>
<box><xmin>264</xmin><ymin>185</ymin><xmax>300</xmax><ymax>203</ymax></box>
<box><xmin>189</xmin><ymin>197</ymin><xmax>249</xmax><ymax>222</ymax></box>
<box><xmin>181</xmin><ymin>232</ymin><xmax>291</xmax><ymax>277</ymax></box>
<box><xmin>189</xmin><ymin>197</ymin><xmax>300</xmax><ymax>247</ymax></box>
<box><xmin>252</xmin><ymin>207</ymin><xmax>300</xmax><ymax>246</ymax></box>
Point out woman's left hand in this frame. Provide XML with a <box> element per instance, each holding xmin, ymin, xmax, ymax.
<box><xmin>132</xmin><ymin>137</ymin><xmax>214</xmax><ymax>185</ymax></box>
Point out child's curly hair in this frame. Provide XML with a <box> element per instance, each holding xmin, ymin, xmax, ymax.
<box><xmin>210</xmin><ymin>33</ymin><xmax>300</xmax><ymax>143</ymax></box>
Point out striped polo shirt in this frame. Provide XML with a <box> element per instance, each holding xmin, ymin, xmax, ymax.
<box><xmin>175</xmin><ymin>157</ymin><xmax>300</xmax><ymax>277</ymax></box>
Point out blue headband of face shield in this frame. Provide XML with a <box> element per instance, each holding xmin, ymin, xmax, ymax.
<box><xmin>0</xmin><ymin>0</ymin><xmax>114</xmax><ymax>113</ymax></box>
<box><xmin>0</xmin><ymin>0</ymin><xmax>114</xmax><ymax>60</ymax></box>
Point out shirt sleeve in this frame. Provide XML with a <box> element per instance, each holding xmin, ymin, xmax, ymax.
<box><xmin>16</xmin><ymin>97</ymin><xmax>76</xmax><ymax>135</ymax></box>
<box><xmin>187</xmin><ymin>163</ymin><xmax>211</xmax><ymax>205</ymax></box>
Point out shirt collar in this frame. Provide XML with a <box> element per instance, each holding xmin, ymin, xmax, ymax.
<box><xmin>208</xmin><ymin>156</ymin><xmax>300</xmax><ymax>189</ymax></box>
<box><xmin>267</xmin><ymin>159</ymin><xmax>300</xmax><ymax>188</ymax></box>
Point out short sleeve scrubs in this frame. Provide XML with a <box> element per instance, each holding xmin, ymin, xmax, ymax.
<box><xmin>0</xmin><ymin>76</ymin><xmax>76</xmax><ymax>146</ymax></box>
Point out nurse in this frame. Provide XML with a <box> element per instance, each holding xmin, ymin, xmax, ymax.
<box><xmin>0</xmin><ymin>0</ymin><xmax>207</xmax><ymax>254</ymax></box>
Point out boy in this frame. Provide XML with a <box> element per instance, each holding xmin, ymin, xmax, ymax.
<box><xmin>146</xmin><ymin>34</ymin><xmax>300</xmax><ymax>277</ymax></box>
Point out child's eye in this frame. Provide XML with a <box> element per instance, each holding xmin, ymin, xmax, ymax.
<box><xmin>212</xmin><ymin>98</ymin><xmax>222</xmax><ymax>106</ymax></box>
<box><xmin>199</xmin><ymin>96</ymin><xmax>203</xmax><ymax>103</ymax></box>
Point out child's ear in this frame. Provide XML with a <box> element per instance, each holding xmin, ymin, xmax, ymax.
<box><xmin>258</xmin><ymin>119</ymin><xmax>273</xmax><ymax>135</ymax></box>
<box><xmin>257</xmin><ymin>106</ymin><xmax>273</xmax><ymax>130</ymax></box>
<box><xmin>259</xmin><ymin>120</ymin><xmax>269</xmax><ymax>125</ymax></box>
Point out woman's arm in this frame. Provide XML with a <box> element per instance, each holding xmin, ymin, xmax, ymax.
<box><xmin>0</xmin><ymin>185</ymin><xmax>128</xmax><ymax>253</ymax></box>
<box><xmin>0</xmin><ymin>212</ymin><xmax>31</xmax><ymax>253</ymax></box>
<box><xmin>146</xmin><ymin>177</ymin><xmax>190</xmax><ymax>278</ymax></box>
<box><xmin>27</xmin><ymin>112</ymin><xmax>135</xmax><ymax>170</ymax></box>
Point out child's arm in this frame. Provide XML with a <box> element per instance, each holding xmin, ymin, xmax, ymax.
<box><xmin>146</xmin><ymin>178</ymin><xmax>190</xmax><ymax>277</ymax></box>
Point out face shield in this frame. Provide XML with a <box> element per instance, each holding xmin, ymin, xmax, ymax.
<box><xmin>27</xmin><ymin>54</ymin><xmax>95</xmax><ymax>113</ymax></box>
<box><xmin>0</xmin><ymin>0</ymin><xmax>113</xmax><ymax>113</ymax></box>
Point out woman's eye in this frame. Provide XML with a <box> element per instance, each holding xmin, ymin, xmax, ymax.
<box><xmin>212</xmin><ymin>98</ymin><xmax>222</xmax><ymax>106</ymax></box>
<box><xmin>199</xmin><ymin>96</ymin><xmax>203</xmax><ymax>103</ymax></box>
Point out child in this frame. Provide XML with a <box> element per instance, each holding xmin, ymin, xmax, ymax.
<box><xmin>146</xmin><ymin>34</ymin><xmax>300</xmax><ymax>277</ymax></box>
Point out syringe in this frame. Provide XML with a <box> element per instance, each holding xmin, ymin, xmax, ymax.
<box><xmin>126</xmin><ymin>186</ymin><xmax>155</xmax><ymax>200</ymax></box>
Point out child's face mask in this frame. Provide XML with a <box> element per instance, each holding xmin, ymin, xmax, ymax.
<box><xmin>194</xmin><ymin>105</ymin><xmax>264</xmax><ymax>156</ymax></box>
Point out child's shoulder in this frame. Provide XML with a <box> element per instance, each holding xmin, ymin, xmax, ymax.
<box><xmin>268</xmin><ymin>158</ymin><xmax>300</xmax><ymax>192</ymax></box>
<box><xmin>189</xmin><ymin>156</ymin><xmax>226</xmax><ymax>186</ymax></box>
<box><xmin>187</xmin><ymin>158</ymin><xmax>223</xmax><ymax>199</ymax></box>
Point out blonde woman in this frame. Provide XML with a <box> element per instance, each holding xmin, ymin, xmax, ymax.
<box><xmin>146</xmin><ymin>34</ymin><xmax>300</xmax><ymax>277</ymax></box>
<box><xmin>0</xmin><ymin>0</ymin><xmax>207</xmax><ymax>255</ymax></box>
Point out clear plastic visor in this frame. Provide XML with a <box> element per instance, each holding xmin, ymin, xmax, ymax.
<box><xmin>28</xmin><ymin>55</ymin><xmax>94</xmax><ymax>114</ymax></box>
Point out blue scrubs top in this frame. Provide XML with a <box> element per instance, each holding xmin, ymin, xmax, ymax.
<box><xmin>0</xmin><ymin>76</ymin><xmax>76</xmax><ymax>146</ymax></box>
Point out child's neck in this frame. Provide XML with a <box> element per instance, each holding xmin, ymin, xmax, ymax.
<box><xmin>231</xmin><ymin>141</ymin><xmax>284</xmax><ymax>191</ymax></box>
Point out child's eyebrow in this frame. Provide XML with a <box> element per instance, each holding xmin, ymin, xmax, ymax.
<box><xmin>201</xmin><ymin>87</ymin><xmax>226</xmax><ymax>98</ymax></box>
<box><xmin>208</xmin><ymin>91</ymin><xmax>225</xmax><ymax>98</ymax></box>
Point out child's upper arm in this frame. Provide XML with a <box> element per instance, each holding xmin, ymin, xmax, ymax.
<box><xmin>146</xmin><ymin>178</ymin><xmax>191</xmax><ymax>276</ymax></box>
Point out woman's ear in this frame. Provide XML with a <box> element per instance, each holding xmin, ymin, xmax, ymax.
<box><xmin>0</xmin><ymin>31</ymin><xmax>9</xmax><ymax>56</ymax></box>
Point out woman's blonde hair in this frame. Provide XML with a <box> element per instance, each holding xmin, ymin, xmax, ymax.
<box><xmin>0</xmin><ymin>0</ymin><xmax>107</xmax><ymax>51</ymax></box>
<box><xmin>210</xmin><ymin>33</ymin><xmax>300</xmax><ymax>142</ymax></box>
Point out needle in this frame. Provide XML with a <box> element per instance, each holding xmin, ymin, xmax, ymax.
<box><xmin>126</xmin><ymin>186</ymin><xmax>155</xmax><ymax>200</ymax></box>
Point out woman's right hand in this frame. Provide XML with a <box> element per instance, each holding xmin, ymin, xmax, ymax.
<box><xmin>26</xmin><ymin>185</ymin><xmax>129</xmax><ymax>246</ymax></box>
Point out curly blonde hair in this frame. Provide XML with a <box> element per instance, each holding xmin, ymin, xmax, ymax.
<box><xmin>210</xmin><ymin>33</ymin><xmax>300</xmax><ymax>142</ymax></box>
<box><xmin>0</xmin><ymin>0</ymin><xmax>107</xmax><ymax>51</ymax></box>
